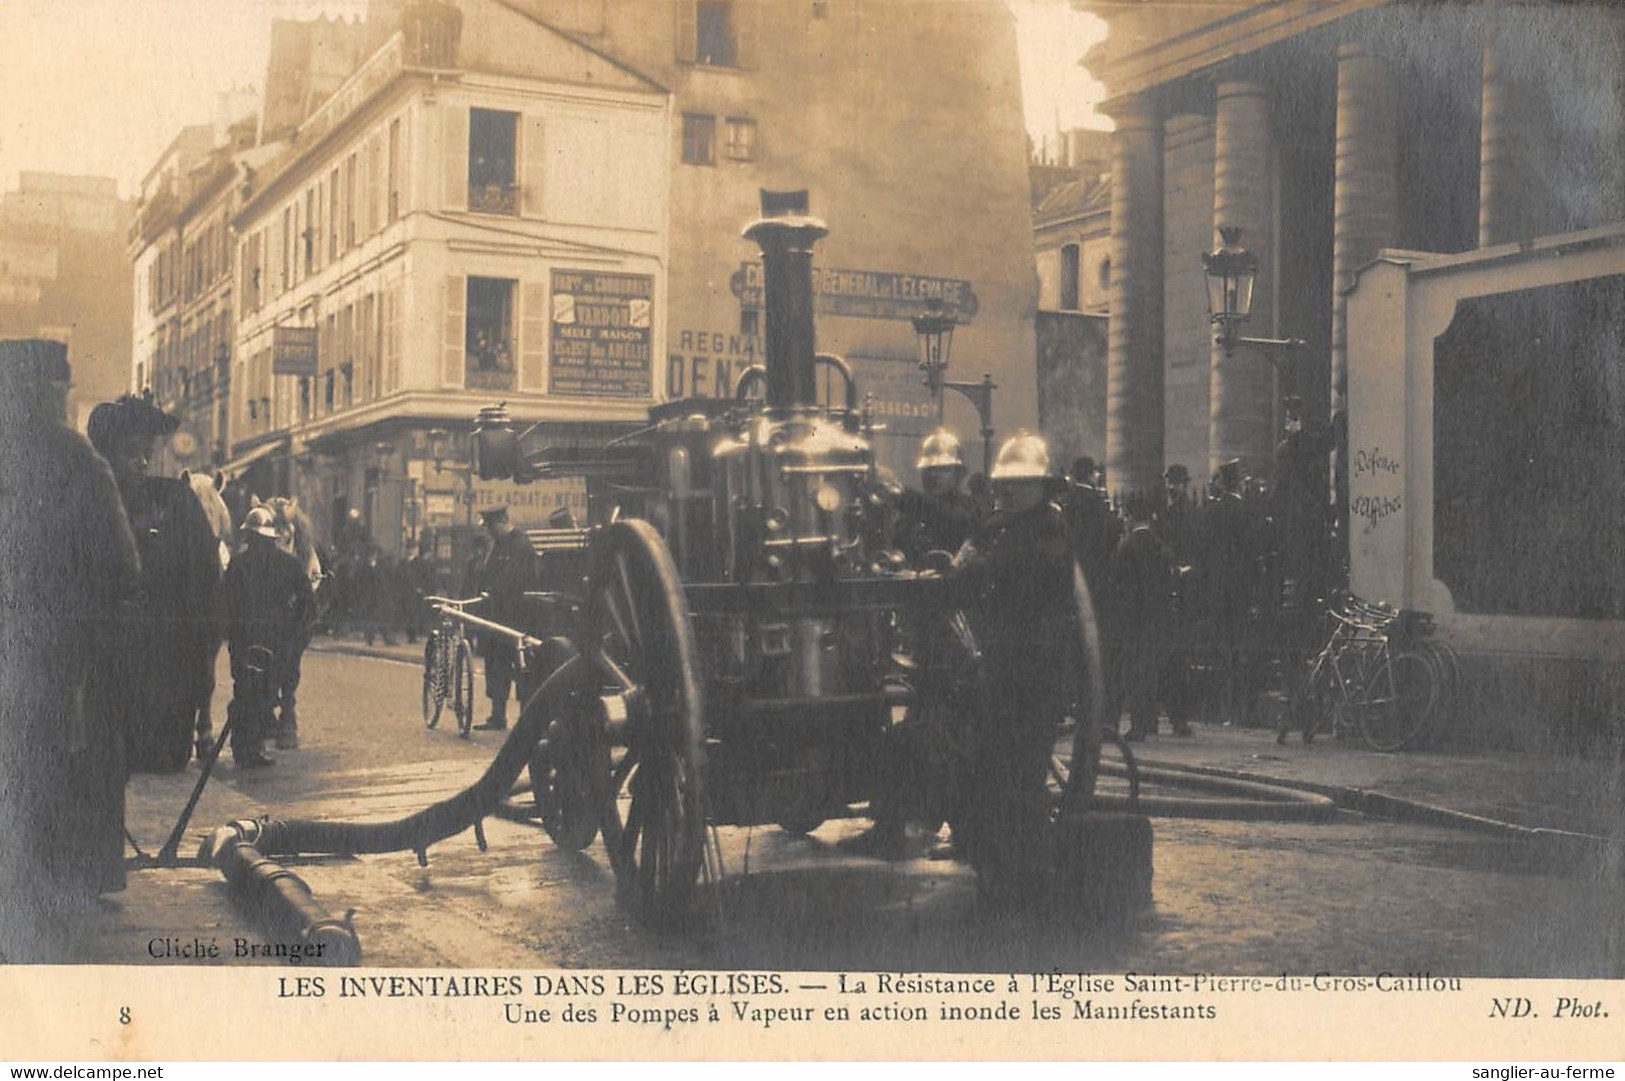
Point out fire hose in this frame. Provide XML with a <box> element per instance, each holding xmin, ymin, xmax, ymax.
<box><xmin>201</xmin><ymin>644</ymin><xmax>592</xmax><ymax>965</ymax></box>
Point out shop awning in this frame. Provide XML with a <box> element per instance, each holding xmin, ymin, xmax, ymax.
<box><xmin>219</xmin><ymin>439</ymin><xmax>286</xmax><ymax>475</ymax></box>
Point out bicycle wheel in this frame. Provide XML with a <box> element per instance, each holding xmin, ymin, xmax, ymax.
<box><xmin>422</xmin><ymin>632</ymin><xmax>445</xmax><ymax>729</ymax></box>
<box><xmin>454</xmin><ymin>636</ymin><xmax>477</xmax><ymax>738</ymax></box>
<box><xmin>1417</xmin><ymin>640</ymin><xmax>1461</xmax><ymax>738</ymax></box>
<box><xmin>1283</xmin><ymin>654</ymin><xmax>1335</xmax><ymax>743</ymax></box>
<box><xmin>1356</xmin><ymin>648</ymin><xmax>1438</xmax><ymax>751</ymax></box>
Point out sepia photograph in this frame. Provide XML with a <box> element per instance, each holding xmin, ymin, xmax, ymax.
<box><xmin>0</xmin><ymin>0</ymin><xmax>1621</xmax><ymax>1063</ymax></box>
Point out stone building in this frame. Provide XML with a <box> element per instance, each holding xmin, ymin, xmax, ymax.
<box><xmin>1031</xmin><ymin>148</ymin><xmax>1110</xmax><ymax>472</ymax></box>
<box><xmin>1088</xmin><ymin>1</ymin><xmax>1622</xmax><ymax>493</ymax></box>
<box><xmin>129</xmin><ymin>113</ymin><xmax>271</xmax><ymax>477</ymax></box>
<box><xmin>228</xmin><ymin>0</ymin><xmax>667</xmax><ymax>554</ymax></box>
<box><xmin>502</xmin><ymin>0</ymin><xmax>1037</xmax><ymax>477</ymax></box>
<box><xmin>1086</xmin><ymin>0</ymin><xmax>1625</xmax><ymax>740</ymax></box>
<box><xmin>0</xmin><ymin>172</ymin><xmax>133</xmax><ymax>429</ymax></box>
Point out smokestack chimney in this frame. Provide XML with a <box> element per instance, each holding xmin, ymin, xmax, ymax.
<box><xmin>742</xmin><ymin>190</ymin><xmax>827</xmax><ymax>410</ymax></box>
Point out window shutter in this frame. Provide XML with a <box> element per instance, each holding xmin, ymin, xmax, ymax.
<box><xmin>520</xmin><ymin>281</ymin><xmax>549</xmax><ymax>391</ymax></box>
<box><xmin>521</xmin><ymin>114</ymin><xmax>547</xmax><ymax>218</ymax></box>
<box><xmin>675</xmin><ymin>0</ymin><xmax>697</xmax><ymax>62</ymax></box>
<box><xmin>443</xmin><ymin>274</ymin><xmax>466</xmax><ymax>387</ymax></box>
<box><xmin>383</xmin><ymin>282</ymin><xmax>402</xmax><ymax>393</ymax></box>
<box><xmin>735</xmin><ymin>1</ymin><xmax>758</xmax><ymax>70</ymax></box>
<box><xmin>443</xmin><ymin>106</ymin><xmax>469</xmax><ymax>211</ymax></box>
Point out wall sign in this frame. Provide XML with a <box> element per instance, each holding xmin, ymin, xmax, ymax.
<box><xmin>271</xmin><ymin>325</ymin><xmax>319</xmax><ymax>376</ymax></box>
<box><xmin>549</xmin><ymin>270</ymin><xmax>653</xmax><ymax>398</ymax></box>
<box><xmin>730</xmin><ymin>263</ymin><xmax>978</xmax><ymax>323</ymax></box>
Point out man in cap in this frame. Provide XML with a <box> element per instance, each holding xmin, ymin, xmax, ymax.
<box><xmin>219</xmin><ymin>506</ymin><xmax>314</xmax><ymax>768</ymax></box>
<box><xmin>87</xmin><ymin>391</ymin><xmax>222</xmax><ymax>772</ymax></box>
<box><xmin>0</xmin><ymin>341</ymin><xmax>141</xmax><ymax>944</ymax></box>
<box><xmin>952</xmin><ymin>430</ymin><xmax>1076</xmax><ymax>905</ymax></box>
<box><xmin>895</xmin><ymin>427</ymin><xmax>979</xmax><ymax>566</ymax></box>
<box><xmin>472</xmin><ymin>505</ymin><xmax>539</xmax><ymax>730</ymax></box>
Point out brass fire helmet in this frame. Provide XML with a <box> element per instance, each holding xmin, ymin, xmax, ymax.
<box><xmin>989</xmin><ymin>430</ymin><xmax>1052</xmax><ymax>481</ymax></box>
<box><xmin>915</xmin><ymin>427</ymin><xmax>966</xmax><ymax>472</ymax></box>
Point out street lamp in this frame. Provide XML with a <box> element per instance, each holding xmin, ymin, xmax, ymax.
<box><xmin>1203</xmin><ymin>226</ymin><xmax>1305</xmax><ymax>369</ymax></box>
<box><xmin>911</xmin><ymin>297</ymin><xmax>998</xmax><ymax>474</ymax></box>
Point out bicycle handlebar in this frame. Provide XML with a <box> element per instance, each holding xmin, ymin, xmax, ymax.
<box><xmin>424</xmin><ymin>594</ymin><xmax>487</xmax><ymax>609</ymax></box>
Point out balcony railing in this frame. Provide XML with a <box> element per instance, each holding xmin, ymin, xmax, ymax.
<box><xmin>469</xmin><ymin>183</ymin><xmax>519</xmax><ymax>216</ymax></box>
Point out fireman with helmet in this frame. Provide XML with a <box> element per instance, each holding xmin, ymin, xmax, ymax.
<box><xmin>896</xmin><ymin>427</ymin><xmax>980</xmax><ymax>566</ymax></box>
<box><xmin>952</xmin><ymin>430</ymin><xmax>1075</xmax><ymax>905</ymax></box>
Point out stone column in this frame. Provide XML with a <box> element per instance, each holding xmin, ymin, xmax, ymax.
<box><xmin>1208</xmin><ymin>81</ymin><xmax>1275</xmax><ymax>478</ymax></box>
<box><xmin>1478</xmin><ymin>30</ymin><xmax>1550</xmax><ymax>247</ymax></box>
<box><xmin>1104</xmin><ymin>93</ymin><xmax>1164</xmax><ymax>496</ymax></box>
<box><xmin>1330</xmin><ymin>42</ymin><xmax>1398</xmax><ymax>429</ymax></box>
<box><xmin>1330</xmin><ymin>42</ymin><xmax>1399</xmax><ymax>578</ymax></box>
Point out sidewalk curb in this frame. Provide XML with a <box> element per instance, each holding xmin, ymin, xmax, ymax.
<box><xmin>1133</xmin><ymin>756</ymin><xmax>1624</xmax><ymax>868</ymax></box>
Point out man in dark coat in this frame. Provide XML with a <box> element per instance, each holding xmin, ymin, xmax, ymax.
<box><xmin>0</xmin><ymin>340</ymin><xmax>141</xmax><ymax>953</ymax></box>
<box><xmin>1110</xmin><ymin>495</ymin><xmax>1185</xmax><ymax>740</ymax></box>
<box><xmin>1203</xmin><ymin>459</ymin><xmax>1253</xmax><ymax>724</ymax></box>
<box><xmin>953</xmin><ymin>431</ymin><xmax>1076</xmax><ymax>906</ymax></box>
<box><xmin>1060</xmin><ymin>454</ymin><xmax>1113</xmax><ymax>604</ymax></box>
<box><xmin>472</xmin><ymin>506</ymin><xmax>539</xmax><ymax>730</ymax></box>
<box><xmin>87</xmin><ymin>392</ymin><xmax>221</xmax><ymax>772</ymax></box>
<box><xmin>220</xmin><ymin>507</ymin><xmax>314</xmax><ymax>767</ymax></box>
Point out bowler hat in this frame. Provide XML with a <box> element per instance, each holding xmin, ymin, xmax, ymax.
<box><xmin>479</xmin><ymin>505</ymin><xmax>510</xmax><ymax>522</ymax></box>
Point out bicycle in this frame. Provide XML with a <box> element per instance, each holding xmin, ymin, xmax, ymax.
<box><xmin>1282</xmin><ymin>596</ymin><xmax>1447</xmax><ymax>751</ymax></box>
<box><xmin>422</xmin><ymin>595</ymin><xmax>483</xmax><ymax>737</ymax></box>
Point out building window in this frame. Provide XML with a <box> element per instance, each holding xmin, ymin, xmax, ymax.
<box><xmin>304</xmin><ymin>188</ymin><xmax>316</xmax><ymax>274</ymax></box>
<box><xmin>344</xmin><ymin>153</ymin><xmax>358</xmax><ymax>247</ymax></box>
<box><xmin>468</xmin><ymin>109</ymin><xmax>519</xmax><ymax>215</ymax></box>
<box><xmin>1060</xmin><ymin>243</ymin><xmax>1080</xmax><ymax>311</ymax></box>
<box><xmin>328</xmin><ymin>168</ymin><xmax>340</xmax><ymax>260</ymax></box>
<box><xmin>1097</xmin><ymin>256</ymin><xmax>1111</xmax><ymax>294</ymax></box>
<box><xmin>696</xmin><ymin>1</ymin><xmax>736</xmax><ymax>66</ymax></box>
<box><xmin>465</xmin><ymin>276</ymin><xmax>516</xmax><ymax>391</ymax></box>
<box><xmin>388</xmin><ymin>117</ymin><xmax>402</xmax><ymax>222</ymax></box>
<box><xmin>724</xmin><ymin>116</ymin><xmax>757</xmax><ymax>161</ymax></box>
<box><xmin>682</xmin><ymin>114</ymin><xmax>716</xmax><ymax>166</ymax></box>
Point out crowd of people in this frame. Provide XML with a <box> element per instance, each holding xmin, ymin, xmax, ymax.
<box><xmin>891</xmin><ymin>409</ymin><xmax>1336</xmax><ymax>746</ymax></box>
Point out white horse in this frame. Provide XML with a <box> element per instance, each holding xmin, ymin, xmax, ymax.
<box><xmin>182</xmin><ymin>470</ymin><xmax>233</xmax><ymax>756</ymax></box>
<box><xmin>186</xmin><ymin>470</ymin><xmax>233</xmax><ymax>573</ymax></box>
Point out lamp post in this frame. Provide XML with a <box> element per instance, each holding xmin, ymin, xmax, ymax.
<box><xmin>912</xmin><ymin>297</ymin><xmax>997</xmax><ymax>474</ymax></box>
<box><xmin>1203</xmin><ymin>226</ymin><xmax>1306</xmax><ymax>375</ymax></box>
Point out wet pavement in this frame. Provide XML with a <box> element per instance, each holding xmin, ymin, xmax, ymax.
<box><xmin>49</xmin><ymin>638</ymin><xmax>1625</xmax><ymax>975</ymax></box>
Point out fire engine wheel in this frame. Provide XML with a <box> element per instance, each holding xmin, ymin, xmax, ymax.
<box><xmin>586</xmin><ymin>520</ymin><xmax>707</xmax><ymax>928</ymax></box>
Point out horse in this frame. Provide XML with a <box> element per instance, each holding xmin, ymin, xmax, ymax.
<box><xmin>251</xmin><ymin>495</ymin><xmax>323</xmax><ymax>743</ymax></box>
<box><xmin>182</xmin><ymin>471</ymin><xmax>233</xmax><ymax>757</ymax></box>
<box><xmin>119</xmin><ymin>471</ymin><xmax>224</xmax><ymax>772</ymax></box>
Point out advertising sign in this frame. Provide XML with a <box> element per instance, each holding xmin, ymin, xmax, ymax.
<box><xmin>730</xmin><ymin>263</ymin><xmax>978</xmax><ymax>323</ymax></box>
<box><xmin>549</xmin><ymin>270</ymin><xmax>653</xmax><ymax>398</ymax></box>
<box><xmin>271</xmin><ymin>325</ymin><xmax>319</xmax><ymax>377</ymax></box>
